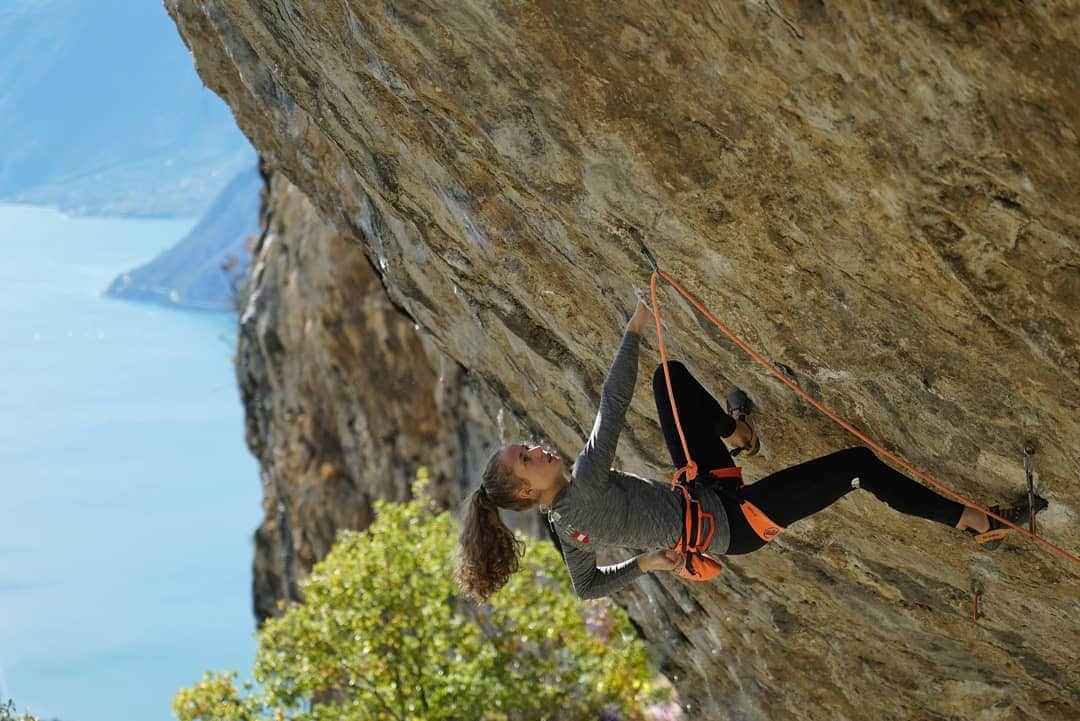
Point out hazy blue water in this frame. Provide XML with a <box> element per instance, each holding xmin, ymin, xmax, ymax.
<box><xmin>0</xmin><ymin>204</ymin><xmax>261</xmax><ymax>721</ymax></box>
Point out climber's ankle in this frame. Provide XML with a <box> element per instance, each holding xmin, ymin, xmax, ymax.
<box><xmin>956</xmin><ymin>507</ymin><xmax>990</xmax><ymax>533</ymax></box>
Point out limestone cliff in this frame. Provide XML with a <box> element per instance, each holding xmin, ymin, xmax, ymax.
<box><xmin>170</xmin><ymin>1</ymin><xmax>1079</xmax><ymax>718</ymax></box>
<box><xmin>238</xmin><ymin>161</ymin><xmax>542</xmax><ymax>622</ymax></box>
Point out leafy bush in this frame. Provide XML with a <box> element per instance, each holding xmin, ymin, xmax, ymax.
<box><xmin>0</xmin><ymin>700</ymin><xmax>42</xmax><ymax>721</ymax></box>
<box><xmin>174</xmin><ymin>469</ymin><xmax>671</xmax><ymax>721</ymax></box>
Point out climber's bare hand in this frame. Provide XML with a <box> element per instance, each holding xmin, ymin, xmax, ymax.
<box><xmin>639</xmin><ymin>549</ymin><xmax>684</xmax><ymax>573</ymax></box>
<box><xmin>627</xmin><ymin>299</ymin><xmax>652</xmax><ymax>334</ymax></box>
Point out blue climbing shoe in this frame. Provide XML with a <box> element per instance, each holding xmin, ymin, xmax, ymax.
<box><xmin>726</xmin><ymin>388</ymin><xmax>760</xmax><ymax>457</ymax></box>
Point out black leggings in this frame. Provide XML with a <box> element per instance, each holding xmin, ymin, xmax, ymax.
<box><xmin>652</xmin><ymin>362</ymin><xmax>967</xmax><ymax>555</ymax></box>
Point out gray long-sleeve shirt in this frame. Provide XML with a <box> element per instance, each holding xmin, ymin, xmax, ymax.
<box><xmin>543</xmin><ymin>330</ymin><xmax>731</xmax><ymax>599</ymax></box>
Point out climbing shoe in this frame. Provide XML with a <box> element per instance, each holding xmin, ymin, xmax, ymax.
<box><xmin>969</xmin><ymin>494</ymin><xmax>1049</xmax><ymax>550</ymax></box>
<box><xmin>726</xmin><ymin>388</ymin><xmax>760</xmax><ymax>458</ymax></box>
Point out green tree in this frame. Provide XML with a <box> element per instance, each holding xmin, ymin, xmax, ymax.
<box><xmin>175</xmin><ymin>469</ymin><xmax>670</xmax><ymax>721</ymax></box>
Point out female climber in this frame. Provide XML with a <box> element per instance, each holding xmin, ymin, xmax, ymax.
<box><xmin>454</xmin><ymin>299</ymin><xmax>1044</xmax><ymax>601</ymax></box>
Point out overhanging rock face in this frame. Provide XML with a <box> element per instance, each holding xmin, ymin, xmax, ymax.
<box><xmin>238</xmin><ymin>164</ymin><xmax>542</xmax><ymax>623</ymax></box>
<box><xmin>168</xmin><ymin>1</ymin><xmax>1079</xmax><ymax>718</ymax></box>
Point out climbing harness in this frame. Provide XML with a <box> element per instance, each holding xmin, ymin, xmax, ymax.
<box><xmin>655</xmin><ymin>343</ymin><xmax>787</xmax><ymax>579</ymax></box>
<box><xmin>707</xmin><ymin>466</ymin><xmax>785</xmax><ymax>542</ymax></box>
<box><xmin>672</xmin><ymin>482</ymin><xmax>721</xmax><ymax>581</ymax></box>
<box><xmin>668</xmin><ymin>465</ymin><xmax>784</xmax><ymax>580</ymax></box>
<box><xmin>627</xmin><ymin>228</ymin><xmax>1079</xmax><ymax>568</ymax></box>
<box><xmin>739</xmin><ymin>497</ymin><xmax>786</xmax><ymax>542</ymax></box>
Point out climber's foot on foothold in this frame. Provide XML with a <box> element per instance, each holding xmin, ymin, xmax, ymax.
<box><xmin>968</xmin><ymin>494</ymin><xmax>1048</xmax><ymax>550</ymax></box>
<box><xmin>726</xmin><ymin>388</ymin><xmax>760</xmax><ymax>458</ymax></box>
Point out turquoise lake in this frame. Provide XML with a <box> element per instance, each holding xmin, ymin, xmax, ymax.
<box><xmin>0</xmin><ymin>204</ymin><xmax>261</xmax><ymax>721</ymax></box>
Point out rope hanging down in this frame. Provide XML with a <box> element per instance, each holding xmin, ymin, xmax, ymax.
<box><xmin>633</xmin><ymin>232</ymin><xmax>1079</xmax><ymax>567</ymax></box>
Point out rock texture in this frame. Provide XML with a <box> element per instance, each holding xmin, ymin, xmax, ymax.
<box><xmin>169</xmin><ymin>1</ymin><xmax>1079</xmax><ymax>718</ymax></box>
<box><xmin>238</xmin><ymin>161</ymin><xmax>541</xmax><ymax>623</ymax></box>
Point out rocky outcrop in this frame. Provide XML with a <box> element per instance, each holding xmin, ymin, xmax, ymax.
<box><xmin>169</xmin><ymin>1</ymin><xmax>1079</xmax><ymax>718</ymax></box>
<box><xmin>105</xmin><ymin>165</ymin><xmax>261</xmax><ymax>312</ymax></box>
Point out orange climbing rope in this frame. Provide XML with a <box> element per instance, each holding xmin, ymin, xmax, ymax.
<box><xmin>646</xmin><ymin>266</ymin><xmax>1079</xmax><ymax>567</ymax></box>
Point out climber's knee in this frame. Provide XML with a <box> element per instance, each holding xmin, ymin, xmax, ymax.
<box><xmin>837</xmin><ymin>446</ymin><xmax>877</xmax><ymax>472</ymax></box>
<box><xmin>653</xmin><ymin>360</ymin><xmax>689</xmax><ymax>388</ymax></box>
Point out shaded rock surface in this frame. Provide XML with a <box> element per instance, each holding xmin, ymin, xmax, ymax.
<box><xmin>169</xmin><ymin>1</ymin><xmax>1079</xmax><ymax>718</ymax></box>
<box><xmin>239</xmin><ymin>161</ymin><xmax>541</xmax><ymax>623</ymax></box>
<box><xmin>105</xmin><ymin>164</ymin><xmax>261</xmax><ymax>312</ymax></box>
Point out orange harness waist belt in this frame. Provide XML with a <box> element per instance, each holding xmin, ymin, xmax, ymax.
<box><xmin>672</xmin><ymin>482</ymin><xmax>722</xmax><ymax>581</ymax></box>
<box><xmin>672</xmin><ymin>466</ymin><xmax>786</xmax><ymax>581</ymax></box>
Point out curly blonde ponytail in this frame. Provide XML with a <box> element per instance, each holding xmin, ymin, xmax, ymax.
<box><xmin>454</xmin><ymin>448</ymin><xmax>534</xmax><ymax>602</ymax></box>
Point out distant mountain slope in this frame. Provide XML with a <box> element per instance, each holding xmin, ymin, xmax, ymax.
<box><xmin>104</xmin><ymin>164</ymin><xmax>261</xmax><ymax>312</ymax></box>
<box><xmin>0</xmin><ymin>0</ymin><xmax>254</xmax><ymax>217</ymax></box>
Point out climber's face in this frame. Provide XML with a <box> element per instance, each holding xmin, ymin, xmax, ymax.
<box><xmin>499</xmin><ymin>443</ymin><xmax>564</xmax><ymax>502</ymax></box>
